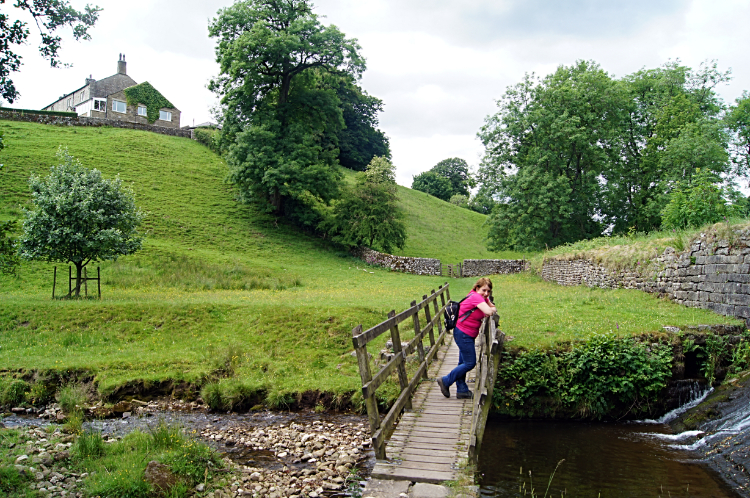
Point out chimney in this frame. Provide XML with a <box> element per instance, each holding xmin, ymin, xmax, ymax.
<box><xmin>85</xmin><ymin>74</ymin><xmax>95</xmax><ymax>86</ymax></box>
<box><xmin>117</xmin><ymin>53</ymin><xmax>127</xmax><ymax>75</ymax></box>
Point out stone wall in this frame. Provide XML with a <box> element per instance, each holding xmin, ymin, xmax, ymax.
<box><xmin>541</xmin><ymin>228</ymin><xmax>750</xmax><ymax>325</ymax></box>
<box><xmin>462</xmin><ymin>259</ymin><xmax>528</xmax><ymax>278</ymax></box>
<box><xmin>0</xmin><ymin>110</ymin><xmax>191</xmax><ymax>138</ymax></box>
<box><xmin>353</xmin><ymin>248</ymin><xmax>442</xmax><ymax>276</ymax></box>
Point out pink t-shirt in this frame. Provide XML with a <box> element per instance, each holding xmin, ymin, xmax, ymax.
<box><xmin>456</xmin><ymin>290</ymin><xmax>490</xmax><ymax>338</ymax></box>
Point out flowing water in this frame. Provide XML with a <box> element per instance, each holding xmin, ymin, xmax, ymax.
<box><xmin>477</xmin><ymin>383</ymin><xmax>744</xmax><ymax>498</ymax></box>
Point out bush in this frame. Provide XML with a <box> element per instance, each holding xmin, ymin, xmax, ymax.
<box><xmin>193</xmin><ymin>127</ymin><xmax>220</xmax><ymax>154</ymax></box>
<box><xmin>494</xmin><ymin>333</ymin><xmax>673</xmax><ymax>419</ymax></box>
<box><xmin>1</xmin><ymin>380</ymin><xmax>30</xmax><ymax>407</ymax></box>
<box><xmin>0</xmin><ymin>106</ymin><xmax>78</xmax><ymax>117</ymax></box>
<box><xmin>26</xmin><ymin>382</ymin><xmax>56</xmax><ymax>406</ymax></box>
<box><xmin>661</xmin><ymin>169</ymin><xmax>741</xmax><ymax>230</ymax></box>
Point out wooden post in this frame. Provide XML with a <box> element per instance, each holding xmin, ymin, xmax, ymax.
<box><xmin>68</xmin><ymin>266</ymin><xmax>72</xmax><ymax>296</ymax></box>
<box><xmin>422</xmin><ymin>294</ymin><xmax>435</xmax><ymax>348</ymax></box>
<box><xmin>352</xmin><ymin>325</ymin><xmax>381</xmax><ymax>453</ymax></box>
<box><xmin>388</xmin><ymin>310</ymin><xmax>411</xmax><ymax>410</ymax></box>
<box><xmin>411</xmin><ymin>300</ymin><xmax>427</xmax><ymax>379</ymax></box>
<box><xmin>97</xmin><ymin>266</ymin><xmax>101</xmax><ymax>299</ymax></box>
<box><xmin>444</xmin><ymin>281</ymin><xmax>451</xmax><ymax>303</ymax></box>
<box><xmin>432</xmin><ymin>288</ymin><xmax>444</xmax><ymax>342</ymax></box>
<box><xmin>52</xmin><ymin>267</ymin><xmax>57</xmax><ymax>299</ymax></box>
<box><xmin>83</xmin><ymin>267</ymin><xmax>88</xmax><ymax>297</ymax></box>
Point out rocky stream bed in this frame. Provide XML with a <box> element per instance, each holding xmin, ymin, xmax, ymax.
<box><xmin>2</xmin><ymin>398</ymin><xmax>374</xmax><ymax>498</ymax></box>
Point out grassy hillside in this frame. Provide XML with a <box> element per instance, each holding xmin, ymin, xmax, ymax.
<box><xmin>0</xmin><ymin>121</ymin><xmax>738</xmax><ymax>408</ymax></box>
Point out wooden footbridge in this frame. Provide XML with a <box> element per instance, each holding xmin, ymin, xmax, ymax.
<box><xmin>352</xmin><ymin>283</ymin><xmax>504</xmax><ymax>483</ymax></box>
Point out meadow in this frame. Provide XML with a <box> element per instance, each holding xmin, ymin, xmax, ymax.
<box><xmin>0</xmin><ymin>121</ymin><xmax>739</xmax><ymax>408</ymax></box>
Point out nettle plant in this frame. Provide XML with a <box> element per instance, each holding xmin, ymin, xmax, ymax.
<box><xmin>494</xmin><ymin>333</ymin><xmax>673</xmax><ymax>419</ymax></box>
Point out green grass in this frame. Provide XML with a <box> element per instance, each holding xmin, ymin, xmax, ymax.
<box><xmin>0</xmin><ymin>120</ymin><xmax>740</xmax><ymax>407</ymax></box>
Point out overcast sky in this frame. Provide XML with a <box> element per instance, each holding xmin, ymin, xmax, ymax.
<box><xmin>7</xmin><ymin>0</ymin><xmax>750</xmax><ymax>186</ymax></box>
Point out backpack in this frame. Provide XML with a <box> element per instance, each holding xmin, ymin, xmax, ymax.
<box><xmin>443</xmin><ymin>296</ymin><xmax>478</xmax><ymax>331</ymax></box>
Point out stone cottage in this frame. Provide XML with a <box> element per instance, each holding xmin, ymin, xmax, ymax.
<box><xmin>42</xmin><ymin>54</ymin><xmax>181</xmax><ymax>129</ymax></box>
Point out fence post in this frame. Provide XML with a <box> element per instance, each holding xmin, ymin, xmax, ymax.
<box><xmin>84</xmin><ymin>267</ymin><xmax>88</xmax><ymax>297</ymax></box>
<box><xmin>97</xmin><ymin>266</ymin><xmax>101</xmax><ymax>299</ymax></box>
<box><xmin>431</xmin><ymin>288</ymin><xmax>444</xmax><ymax>343</ymax></box>
<box><xmin>410</xmin><ymin>300</ymin><xmax>428</xmax><ymax>379</ymax></box>
<box><xmin>52</xmin><ymin>267</ymin><xmax>57</xmax><ymax>299</ymax></box>
<box><xmin>352</xmin><ymin>325</ymin><xmax>381</xmax><ymax>446</ymax></box>
<box><xmin>422</xmin><ymin>294</ymin><xmax>436</xmax><ymax>348</ymax></box>
<box><xmin>388</xmin><ymin>310</ymin><xmax>411</xmax><ymax>411</ymax></box>
<box><xmin>68</xmin><ymin>266</ymin><xmax>72</xmax><ymax>296</ymax></box>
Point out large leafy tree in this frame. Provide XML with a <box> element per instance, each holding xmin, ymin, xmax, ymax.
<box><xmin>0</xmin><ymin>0</ymin><xmax>101</xmax><ymax>104</ymax></box>
<box><xmin>19</xmin><ymin>148</ymin><xmax>144</xmax><ymax>297</ymax></box>
<box><xmin>431</xmin><ymin>157</ymin><xmax>473</xmax><ymax>197</ymax></box>
<box><xmin>209</xmin><ymin>0</ymin><xmax>366</xmax><ymax>226</ymax></box>
<box><xmin>479</xmin><ymin>61</ymin><xmax>616</xmax><ymax>251</ymax></box>
<box><xmin>321</xmin><ymin>156</ymin><xmax>406</xmax><ymax>253</ymax></box>
<box><xmin>411</xmin><ymin>170</ymin><xmax>453</xmax><ymax>202</ymax></box>
<box><xmin>333</xmin><ymin>78</ymin><xmax>390</xmax><ymax>171</ymax></box>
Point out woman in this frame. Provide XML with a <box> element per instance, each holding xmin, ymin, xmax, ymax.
<box><xmin>437</xmin><ymin>277</ymin><xmax>496</xmax><ymax>399</ymax></box>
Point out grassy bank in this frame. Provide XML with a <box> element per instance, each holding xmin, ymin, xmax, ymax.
<box><xmin>0</xmin><ymin>121</ymin><xmax>741</xmax><ymax>410</ymax></box>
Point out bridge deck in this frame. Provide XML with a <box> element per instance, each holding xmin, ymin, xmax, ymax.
<box><xmin>370</xmin><ymin>335</ymin><xmax>476</xmax><ymax>483</ymax></box>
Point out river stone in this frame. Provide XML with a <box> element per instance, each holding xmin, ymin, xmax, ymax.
<box><xmin>144</xmin><ymin>461</ymin><xmax>177</xmax><ymax>493</ymax></box>
<box><xmin>410</xmin><ymin>483</ymin><xmax>450</xmax><ymax>498</ymax></box>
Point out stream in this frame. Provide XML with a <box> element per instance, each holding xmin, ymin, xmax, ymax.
<box><xmin>477</xmin><ymin>384</ymin><xmax>745</xmax><ymax>498</ymax></box>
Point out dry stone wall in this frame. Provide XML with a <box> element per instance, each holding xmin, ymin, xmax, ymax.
<box><xmin>353</xmin><ymin>248</ymin><xmax>442</xmax><ymax>276</ymax></box>
<box><xmin>541</xmin><ymin>228</ymin><xmax>750</xmax><ymax>325</ymax></box>
<box><xmin>0</xmin><ymin>109</ymin><xmax>191</xmax><ymax>138</ymax></box>
<box><xmin>462</xmin><ymin>259</ymin><xmax>528</xmax><ymax>278</ymax></box>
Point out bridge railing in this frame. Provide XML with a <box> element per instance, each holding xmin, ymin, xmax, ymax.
<box><xmin>351</xmin><ymin>283</ymin><xmax>451</xmax><ymax>459</ymax></box>
<box><xmin>468</xmin><ymin>314</ymin><xmax>505</xmax><ymax>461</ymax></box>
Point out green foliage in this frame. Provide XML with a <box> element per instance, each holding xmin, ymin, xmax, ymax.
<box><xmin>322</xmin><ymin>157</ymin><xmax>407</xmax><ymax>252</ymax></box>
<box><xmin>0</xmin><ymin>219</ymin><xmax>19</xmax><ymax>276</ymax></box>
<box><xmin>698</xmin><ymin>334</ymin><xmax>729</xmax><ymax>385</ymax></box>
<box><xmin>193</xmin><ymin>127</ymin><xmax>220</xmax><ymax>154</ymax></box>
<box><xmin>0</xmin><ymin>465</ymin><xmax>32</xmax><ymax>495</ymax></box>
<box><xmin>0</xmin><ymin>0</ymin><xmax>101</xmax><ymax>104</ymax></box>
<box><xmin>494</xmin><ymin>333</ymin><xmax>673</xmax><ymax>418</ymax></box>
<box><xmin>726</xmin><ymin>90</ymin><xmax>750</xmax><ymax>176</ymax></box>
<box><xmin>124</xmin><ymin>82</ymin><xmax>175</xmax><ymax>124</ymax></box>
<box><xmin>334</xmin><ymin>80</ymin><xmax>390</xmax><ymax>171</ymax></box>
<box><xmin>1</xmin><ymin>379</ymin><xmax>30</xmax><ymax>407</ymax></box>
<box><xmin>479</xmin><ymin>59</ymin><xmax>733</xmax><ymax>250</ymax></box>
<box><xmin>162</xmin><ymin>435</ymin><xmax>224</xmax><ymax>486</ymax></box>
<box><xmin>56</xmin><ymin>383</ymin><xmax>88</xmax><ymax>414</ymax></box>
<box><xmin>449</xmin><ymin>194</ymin><xmax>469</xmax><ymax>209</ymax></box>
<box><xmin>661</xmin><ymin>168</ymin><xmax>741</xmax><ymax>230</ymax></box>
<box><xmin>73</xmin><ymin>430</ymin><xmax>106</xmax><ymax>460</ymax></box>
<box><xmin>209</xmin><ymin>0</ymin><xmax>366</xmax><ymax>225</ymax></box>
<box><xmin>411</xmin><ymin>170</ymin><xmax>453</xmax><ymax>201</ymax></box>
<box><xmin>0</xmin><ymin>106</ymin><xmax>78</xmax><ymax>117</ymax></box>
<box><xmin>730</xmin><ymin>331</ymin><xmax>750</xmax><ymax>374</ymax></box>
<box><xmin>19</xmin><ymin>147</ymin><xmax>144</xmax><ymax>296</ymax></box>
<box><xmin>26</xmin><ymin>381</ymin><xmax>55</xmax><ymax>406</ymax></box>
<box><xmin>431</xmin><ymin>158</ymin><xmax>473</xmax><ymax>197</ymax></box>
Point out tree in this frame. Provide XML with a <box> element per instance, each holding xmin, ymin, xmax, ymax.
<box><xmin>449</xmin><ymin>194</ymin><xmax>469</xmax><ymax>209</ymax></box>
<box><xmin>726</xmin><ymin>91</ymin><xmax>750</xmax><ymax>177</ymax></box>
<box><xmin>411</xmin><ymin>170</ymin><xmax>453</xmax><ymax>201</ymax></box>
<box><xmin>0</xmin><ymin>0</ymin><xmax>101</xmax><ymax>104</ymax></box>
<box><xmin>432</xmin><ymin>158</ymin><xmax>473</xmax><ymax>197</ymax></box>
<box><xmin>333</xmin><ymin>79</ymin><xmax>391</xmax><ymax>171</ymax></box>
<box><xmin>19</xmin><ymin>148</ymin><xmax>144</xmax><ymax>297</ymax></box>
<box><xmin>321</xmin><ymin>156</ymin><xmax>406</xmax><ymax>253</ymax></box>
<box><xmin>661</xmin><ymin>168</ymin><xmax>741</xmax><ymax>230</ymax></box>
<box><xmin>209</xmin><ymin>0</ymin><xmax>365</xmax><ymax>226</ymax></box>
<box><xmin>478</xmin><ymin>61</ymin><xmax>615</xmax><ymax>251</ymax></box>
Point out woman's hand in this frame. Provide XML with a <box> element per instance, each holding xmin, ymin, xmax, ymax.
<box><xmin>477</xmin><ymin>301</ymin><xmax>496</xmax><ymax>316</ymax></box>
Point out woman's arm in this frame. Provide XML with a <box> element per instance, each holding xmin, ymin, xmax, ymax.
<box><xmin>477</xmin><ymin>301</ymin><xmax>496</xmax><ymax>316</ymax></box>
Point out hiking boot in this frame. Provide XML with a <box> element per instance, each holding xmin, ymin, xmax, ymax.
<box><xmin>436</xmin><ymin>377</ymin><xmax>450</xmax><ymax>398</ymax></box>
<box><xmin>456</xmin><ymin>390</ymin><xmax>473</xmax><ymax>400</ymax></box>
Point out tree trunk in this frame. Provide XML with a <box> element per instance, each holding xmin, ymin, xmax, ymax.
<box><xmin>74</xmin><ymin>262</ymin><xmax>83</xmax><ymax>297</ymax></box>
<box><xmin>270</xmin><ymin>190</ymin><xmax>284</xmax><ymax>215</ymax></box>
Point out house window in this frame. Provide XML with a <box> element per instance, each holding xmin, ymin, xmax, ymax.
<box><xmin>112</xmin><ymin>100</ymin><xmax>126</xmax><ymax>113</ymax></box>
<box><xmin>66</xmin><ymin>98</ymin><xmax>72</xmax><ymax>108</ymax></box>
<box><xmin>159</xmin><ymin>110</ymin><xmax>172</xmax><ymax>121</ymax></box>
<box><xmin>93</xmin><ymin>99</ymin><xmax>107</xmax><ymax>111</ymax></box>
<box><xmin>137</xmin><ymin>106</ymin><xmax>147</xmax><ymax>116</ymax></box>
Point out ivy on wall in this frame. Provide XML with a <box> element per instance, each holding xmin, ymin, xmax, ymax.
<box><xmin>123</xmin><ymin>82</ymin><xmax>174</xmax><ymax>124</ymax></box>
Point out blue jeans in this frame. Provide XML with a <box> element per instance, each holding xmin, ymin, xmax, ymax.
<box><xmin>441</xmin><ymin>327</ymin><xmax>476</xmax><ymax>393</ymax></box>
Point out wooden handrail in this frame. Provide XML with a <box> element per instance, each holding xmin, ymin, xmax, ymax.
<box><xmin>352</xmin><ymin>283</ymin><xmax>451</xmax><ymax>459</ymax></box>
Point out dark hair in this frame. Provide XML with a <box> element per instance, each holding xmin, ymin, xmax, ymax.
<box><xmin>472</xmin><ymin>277</ymin><xmax>493</xmax><ymax>292</ymax></box>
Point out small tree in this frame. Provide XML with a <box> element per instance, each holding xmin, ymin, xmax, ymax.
<box><xmin>661</xmin><ymin>169</ymin><xmax>740</xmax><ymax>230</ymax></box>
<box><xmin>19</xmin><ymin>148</ymin><xmax>144</xmax><ymax>297</ymax></box>
<box><xmin>322</xmin><ymin>156</ymin><xmax>406</xmax><ymax>253</ymax></box>
<box><xmin>411</xmin><ymin>171</ymin><xmax>453</xmax><ymax>201</ymax></box>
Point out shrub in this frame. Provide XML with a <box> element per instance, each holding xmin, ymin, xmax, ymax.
<box><xmin>1</xmin><ymin>380</ymin><xmax>30</xmax><ymax>407</ymax></box>
<box><xmin>193</xmin><ymin>127</ymin><xmax>220</xmax><ymax>154</ymax></box>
